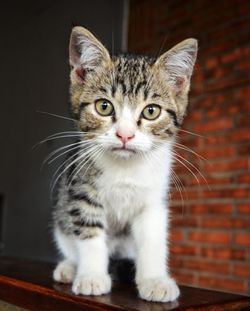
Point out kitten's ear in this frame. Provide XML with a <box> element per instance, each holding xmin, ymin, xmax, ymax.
<box><xmin>155</xmin><ymin>38</ymin><xmax>198</xmax><ymax>94</ymax></box>
<box><xmin>69</xmin><ymin>26</ymin><xmax>110</xmax><ymax>83</ymax></box>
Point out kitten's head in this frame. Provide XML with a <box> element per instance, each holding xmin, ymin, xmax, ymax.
<box><xmin>69</xmin><ymin>27</ymin><xmax>197</xmax><ymax>160</ymax></box>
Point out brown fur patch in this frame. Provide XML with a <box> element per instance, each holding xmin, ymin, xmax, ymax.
<box><xmin>79</xmin><ymin>111</ymin><xmax>105</xmax><ymax>132</ymax></box>
<box><xmin>147</xmin><ymin>116</ymin><xmax>175</xmax><ymax>139</ymax></box>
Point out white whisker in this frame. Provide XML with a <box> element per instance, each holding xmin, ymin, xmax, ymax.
<box><xmin>174</xmin><ymin>151</ymin><xmax>209</xmax><ymax>189</ymax></box>
<box><xmin>50</xmin><ymin>149</ymin><xmax>90</xmax><ymax>193</ymax></box>
<box><xmin>173</xmin><ymin>142</ymin><xmax>209</xmax><ymax>163</ymax></box>
<box><xmin>66</xmin><ymin>144</ymin><xmax>101</xmax><ymax>187</ymax></box>
<box><xmin>179</xmin><ymin>128</ymin><xmax>205</xmax><ymax>138</ymax></box>
<box><xmin>173</xmin><ymin>153</ymin><xmax>200</xmax><ymax>185</ymax></box>
<box><xmin>45</xmin><ymin>140</ymin><xmax>94</xmax><ymax>165</ymax></box>
<box><xmin>36</xmin><ymin>110</ymin><xmax>77</xmax><ymax>122</ymax></box>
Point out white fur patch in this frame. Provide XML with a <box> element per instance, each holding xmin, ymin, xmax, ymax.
<box><xmin>78</xmin><ymin>36</ymin><xmax>104</xmax><ymax>70</ymax></box>
<box><xmin>167</xmin><ymin>46</ymin><xmax>196</xmax><ymax>78</ymax></box>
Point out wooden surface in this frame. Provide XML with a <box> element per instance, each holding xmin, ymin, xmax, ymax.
<box><xmin>0</xmin><ymin>257</ymin><xmax>249</xmax><ymax>311</ymax></box>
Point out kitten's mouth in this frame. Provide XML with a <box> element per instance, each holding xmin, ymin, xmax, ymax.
<box><xmin>111</xmin><ymin>146</ymin><xmax>136</xmax><ymax>154</ymax></box>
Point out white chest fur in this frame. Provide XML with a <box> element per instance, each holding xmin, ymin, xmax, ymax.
<box><xmin>95</xmin><ymin>143</ymin><xmax>173</xmax><ymax>233</ymax></box>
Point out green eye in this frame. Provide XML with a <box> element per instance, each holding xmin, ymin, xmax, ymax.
<box><xmin>95</xmin><ymin>99</ymin><xmax>114</xmax><ymax>116</ymax></box>
<box><xmin>142</xmin><ymin>104</ymin><xmax>161</xmax><ymax>120</ymax></box>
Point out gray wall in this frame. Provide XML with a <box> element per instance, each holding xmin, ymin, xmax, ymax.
<box><xmin>0</xmin><ymin>0</ymin><xmax>126</xmax><ymax>261</ymax></box>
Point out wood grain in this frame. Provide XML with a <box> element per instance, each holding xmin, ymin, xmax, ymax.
<box><xmin>0</xmin><ymin>257</ymin><xmax>249</xmax><ymax>310</ymax></box>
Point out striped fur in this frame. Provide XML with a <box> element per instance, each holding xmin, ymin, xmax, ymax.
<box><xmin>52</xmin><ymin>26</ymin><xmax>197</xmax><ymax>302</ymax></box>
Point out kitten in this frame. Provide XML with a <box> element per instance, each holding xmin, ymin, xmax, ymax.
<box><xmin>52</xmin><ymin>26</ymin><xmax>197</xmax><ymax>302</ymax></box>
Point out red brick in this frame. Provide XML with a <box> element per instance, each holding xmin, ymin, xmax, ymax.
<box><xmin>206</xmin><ymin>57</ymin><xmax>218</xmax><ymax>69</ymax></box>
<box><xmin>234</xmin><ymin>264</ymin><xmax>250</xmax><ymax>278</ymax></box>
<box><xmin>234</xmin><ymin>87</ymin><xmax>250</xmax><ymax>99</ymax></box>
<box><xmin>184</xmin><ymin>111</ymin><xmax>202</xmax><ymax>123</ymax></box>
<box><xmin>206</xmin><ymin>108</ymin><xmax>221</xmax><ymax>118</ymax></box>
<box><xmin>203</xmin><ymin>40</ymin><xmax>232</xmax><ymax>56</ymax></box>
<box><xmin>189</xmin><ymin>176</ymin><xmax>231</xmax><ymax>186</ymax></box>
<box><xmin>201</xmin><ymin>218</ymin><xmax>249</xmax><ymax>229</ymax></box>
<box><xmin>169</xmin><ymin>257</ymin><xmax>183</xmax><ymax>269</ymax></box>
<box><xmin>198</xmin><ymin>276</ymin><xmax>245</xmax><ymax>293</ymax></box>
<box><xmin>237</xmin><ymin>59</ymin><xmax>250</xmax><ymax>71</ymax></box>
<box><xmin>188</xmin><ymin>204</ymin><xmax>233</xmax><ymax>214</ymax></box>
<box><xmin>172</xmin><ymin>272</ymin><xmax>195</xmax><ymax>285</ymax></box>
<box><xmin>237</xmin><ymin>173</ymin><xmax>250</xmax><ymax>183</ymax></box>
<box><xmin>189</xmin><ymin>232</ymin><xmax>231</xmax><ymax>244</ymax></box>
<box><xmin>204</xmin><ymin>158</ymin><xmax>248</xmax><ymax>173</ymax></box>
<box><xmin>170</xmin><ymin>245</ymin><xmax>197</xmax><ymax>256</ymax></box>
<box><xmin>238</xmin><ymin>204</ymin><xmax>250</xmax><ymax>214</ymax></box>
<box><xmin>193</xmin><ymin>118</ymin><xmax>233</xmax><ymax>133</ymax></box>
<box><xmin>201</xmin><ymin>247</ymin><xmax>246</xmax><ymax>261</ymax></box>
<box><xmin>203</xmin><ymin>188</ymin><xmax>249</xmax><ymax>199</ymax></box>
<box><xmin>206</xmin><ymin>134</ymin><xmax>230</xmax><ymax>145</ymax></box>
<box><xmin>231</xmin><ymin>129</ymin><xmax>250</xmax><ymax>142</ymax></box>
<box><xmin>235</xmin><ymin>233</ymin><xmax>250</xmax><ymax>246</ymax></box>
<box><xmin>239</xmin><ymin>145</ymin><xmax>250</xmax><ymax>156</ymax></box>
<box><xmin>184</xmin><ymin>259</ymin><xmax>230</xmax><ymax>274</ymax></box>
<box><xmin>192</xmin><ymin>96</ymin><xmax>213</xmax><ymax>109</ymax></box>
<box><xmin>221</xmin><ymin>49</ymin><xmax>241</xmax><ymax>63</ymax></box>
<box><xmin>199</xmin><ymin>146</ymin><xmax>236</xmax><ymax>159</ymax></box>
<box><xmin>205</xmin><ymin>76</ymin><xmax>250</xmax><ymax>93</ymax></box>
<box><xmin>170</xmin><ymin>230</ymin><xmax>184</xmax><ymax>242</ymax></box>
<box><xmin>172</xmin><ymin>216</ymin><xmax>198</xmax><ymax>228</ymax></box>
<box><xmin>171</xmin><ymin>189</ymin><xmax>200</xmax><ymax>201</ymax></box>
<box><xmin>238</xmin><ymin>115</ymin><xmax>250</xmax><ymax>127</ymax></box>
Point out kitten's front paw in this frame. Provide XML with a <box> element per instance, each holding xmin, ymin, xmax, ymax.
<box><xmin>72</xmin><ymin>274</ymin><xmax>112</xmax><ymax>296</ymax></box>
<box><xmin>137</xmin><ymin>277</ymin><xmax>180</xmax><ymax>302</ymax></box>
<box><xmin>53</xmin><ymin>260</ymin><xmax>76</xmax><ymax>284</ymax></box>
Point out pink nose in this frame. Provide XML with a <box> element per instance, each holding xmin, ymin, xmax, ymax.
<box><xmin>116</xmin><ymin>131</ymin><xmax>135</xmax><ymax>144</ymax></box>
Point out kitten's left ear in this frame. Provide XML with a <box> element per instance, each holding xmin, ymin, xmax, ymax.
<box><xmin>69</xmin><ymin>26</ymin><xmax>110</xmax><ymax>83</ymax></box>
<box><xmin>155</xmin><ymin>38</ymin><xmax>198</xmax><ymax>95</ymax></box>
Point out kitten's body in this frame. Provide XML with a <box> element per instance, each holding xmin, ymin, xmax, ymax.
<box><xmin>52</xmin><ymin>27</ymin><xmax>197</xmax><ymax>302</ymax></box>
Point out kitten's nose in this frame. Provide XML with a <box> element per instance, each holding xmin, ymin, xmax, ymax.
<box><xmin>116</xmin><ymin>131</ymin><xmax>135</xmax><ymax>144</ymax></box>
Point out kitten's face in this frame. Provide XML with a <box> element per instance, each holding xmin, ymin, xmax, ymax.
<box><xmin>69</xmin><ymin>27</ymin><xmax>197</xmax><ymax>160</ymax></box>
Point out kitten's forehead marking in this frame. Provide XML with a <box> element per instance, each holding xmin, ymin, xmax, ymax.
<box><xmin>112</xmin><ymin>56</ymin><xmax>154</xmax><ymax>102</ymax></box>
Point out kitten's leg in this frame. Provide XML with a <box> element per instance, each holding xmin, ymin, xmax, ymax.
<box><xmin>132</xmin><ymin>206</ymin><xmax>180</xmax><ymax>302</ymax></box>
<box><xmin>53</xmin><ymin>227</ymin><xmax>77</xmax><ymax>284</ymax></box>
<box><xmin>72</xmin><ymin>231</ymin><xmax>111</xmax><ymax>296</ymax></box>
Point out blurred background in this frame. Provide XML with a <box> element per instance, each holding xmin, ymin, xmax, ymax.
<box><xmin>0</xmin><ymin>0</ymin><xmax>249</xmax><ymax>296</ymax></box>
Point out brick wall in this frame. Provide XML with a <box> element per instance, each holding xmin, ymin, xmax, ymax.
<box><xmin>128</xmin><ymin>0</ymin><xmax>250</xmax><ymax>294</ymax></box>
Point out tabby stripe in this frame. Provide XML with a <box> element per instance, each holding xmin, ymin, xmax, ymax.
<box><xmin>143</xmin><ymin>88</ymin><xmax>149</xmax><ymax>100</ymax></box>
<box><xmin>99</xmin><ymin>87</ymin><xmax>107</xmax><ymax>94</ymax></box>
<box><xmin>166</xmin><ymin>109</ymin><xmax>180</xmax><ymax>127</ymax></box>
<box><xmin>74</xmin><ymin>102</ymin><xmax>91</xmax><ymax>119</ymax></box>
<box><xmin>120</xmin><ymin>81</ymin><xmax>127</xmax><ymax>95</ymax></box>
<box><xmin>137</xmin><ymin>118</ymin><xmax>142</xmax><ymax>126</ymax></box>
<box><xmin>80</xmin><ymin>102</ymin><xmax>91</xmax><ymax>110</ymax></box>
<box><xmin>73</xmin><ymin>219</ymin><xmax>104</xmax><ymax>229</ymax></box>
<box><xmin>68</xmin><ymin>208</ymin><xmax>81</xmax><ymax>216</ymax></box>
<box><xmin>111</xmin><ymin>84</ymin><xmax>117</xmax><ymax>97</ymax></box>
<box><xmin>69</xmin><ymin>189</ymin><xmax>102</xmax><ymax>208</ymax></box>
<box><xmin>165</xmin><ymin>129</ymin><xmax>174</xmax><ymax>136</ymax></box>
<box><xmin>73</xmin><ymin>229</ymin><xmax>81</xmax><ymax>236</ymax></box>
<box><xmin>134</xmin><ymin>81</ymin><xmax>147</xmax><ymax>95</ymax></box>
<box><xmin>152</xmin><ymin>93</ymin><xmax>161</xmax><ymax>99</ymax></box>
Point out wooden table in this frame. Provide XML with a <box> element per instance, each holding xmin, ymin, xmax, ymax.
<box><xmin>0</xmin><ymin>257</ymin><xmax>249</xmax><ymax>310</ymax></box>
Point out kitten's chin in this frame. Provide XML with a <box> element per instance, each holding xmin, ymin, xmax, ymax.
<box><xmin>109</xmin><ymin>147</ymin><xmax>137</xmax><ymax>159</ymax></box>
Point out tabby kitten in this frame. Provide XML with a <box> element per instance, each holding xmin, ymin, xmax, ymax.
<box><xmin>52</xmin><ymin>26</ymin><xmax>197</xmax><ymax>302</ymax></box>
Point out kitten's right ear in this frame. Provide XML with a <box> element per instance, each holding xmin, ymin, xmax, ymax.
<box><xmin>69</xmin><ymin>26</ymin><xmax>110</xmax><ymax>84</ymax></box>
